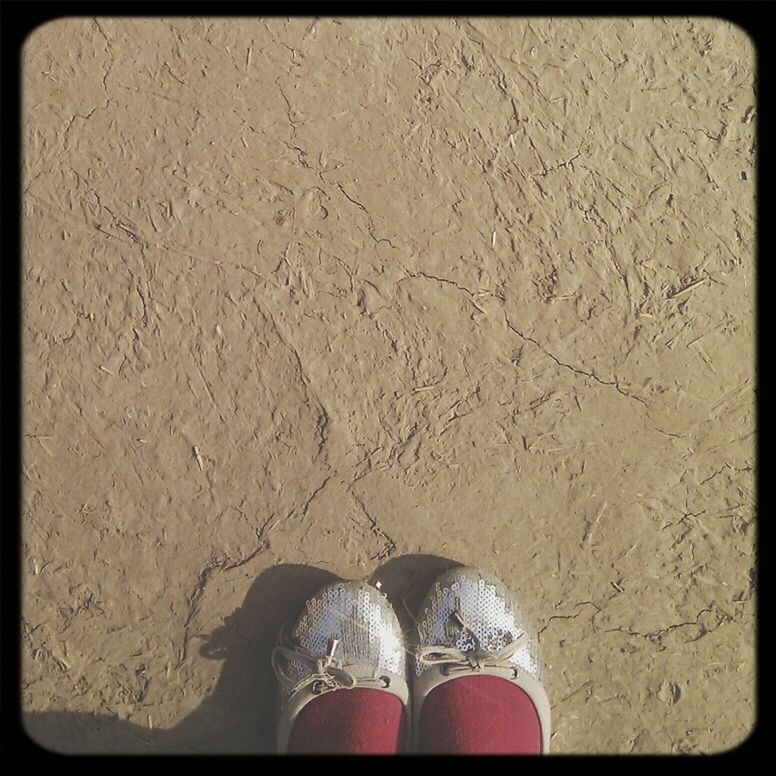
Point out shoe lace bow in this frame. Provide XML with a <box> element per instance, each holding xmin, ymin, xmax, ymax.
<box><xmin>416</xmin><ymin>629</ymin><xmax>526</xmax><ymax>679</ymax></box>
<box><xmin>272</xmin><ymin>624</ymin><xmax>392</xmax><ymax>698</ymax></box>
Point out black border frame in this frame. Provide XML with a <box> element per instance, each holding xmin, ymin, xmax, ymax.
<box><xmin>2</xmin><ymin>1</ymin><xmax>764</xmax><ymax>762</ymax></box>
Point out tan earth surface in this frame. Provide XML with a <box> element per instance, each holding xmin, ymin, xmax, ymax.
<box><xmin>21</xmin><ymin>17</ymin><xmax>755</xmax><ymax>753</ymax></box>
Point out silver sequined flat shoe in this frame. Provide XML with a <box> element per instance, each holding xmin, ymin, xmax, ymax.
<box><xmin>412</xmin><ymin>566</ymin><xmax>551</xmax><ymax>753</ymax></box>
<box><xmin>272</xmin><ymin>580</ymin><xmax>409</xmax><ymax>753</ymax></box>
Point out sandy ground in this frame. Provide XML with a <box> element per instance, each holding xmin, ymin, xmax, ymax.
<box><xmin>21</xmin><ymin>17</ymin><xmax>755</xmax><ymax>754</ymax></box>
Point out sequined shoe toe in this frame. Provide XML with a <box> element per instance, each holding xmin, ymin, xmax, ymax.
<box><xmin>412</xmin><ymin>566</ymin><xmax>551</xmax><ymax>752</ymax></box>
<box><xmin>272</xmin><ymin>579</ymin><xmax>409</xmax><ymax>753</ymax></box>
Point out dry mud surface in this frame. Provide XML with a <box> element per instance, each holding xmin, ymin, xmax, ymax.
<box><xmin>21</xmin><ymin>17</ymin><xmax>755</xmax><ymax>753</ymax></box>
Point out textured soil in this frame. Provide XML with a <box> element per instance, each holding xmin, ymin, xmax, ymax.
<box><xmin>21</xmin><ymin>17</ymin><xmax>755</xmax><ymax>753</ymax></box>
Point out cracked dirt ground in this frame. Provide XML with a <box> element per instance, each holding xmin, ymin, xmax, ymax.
<box><xmin>21</xmin><ymin>17</ymin><xmax>755</xmax><ymax>753</ymax></box>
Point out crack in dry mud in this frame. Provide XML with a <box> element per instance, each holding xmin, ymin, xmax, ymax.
<box><xmin>505</xmin><ymin>318</ymin><xmax>648</xmax><ymax>407</ymax></box>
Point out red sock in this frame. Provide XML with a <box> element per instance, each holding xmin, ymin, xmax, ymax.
<box><xmin>419</xmin><ymin>676</ymin><xmax>542</xmax><ymax>754</ymax></box>
<box><xmin>288</xmin><ymin>688</ymin><xmax>405</xmax><ymax>754</ymax></box>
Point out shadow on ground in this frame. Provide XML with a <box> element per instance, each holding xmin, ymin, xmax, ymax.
<box><xmin>23</xmin><ymin>555</ymin><xmax>459</xmax><ymax>753</ymax></box>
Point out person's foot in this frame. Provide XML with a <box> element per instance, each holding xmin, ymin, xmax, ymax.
<box><xmin>412</xmin><ymin>567</ymin><xmax>551</xmax><ymax>754</ymax></box>
<box><xmin>272</xmin><ymin>580</ymin><xmax>409</xmax><ymax>754</ymax></box>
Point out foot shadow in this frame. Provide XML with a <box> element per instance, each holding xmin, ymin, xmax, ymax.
<box><xmin>23</xmin><ymin>563</ymin><xmax>339</xmax><ymax>753</ymax></box>
<box><xmin>23</xmin><ymin>555</ymin><xmax>460</xmax><ymax>753</ymax></box>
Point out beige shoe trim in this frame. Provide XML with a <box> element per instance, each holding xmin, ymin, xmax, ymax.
<box><xmin>276</xmin><ymin>669</ymin><xmax>410</xmax><ymax>754</ymax></box>
<box><xmin>411</xmin><ymin>666</ymin><xmax>551</xmax><ymax>754</ymax></box>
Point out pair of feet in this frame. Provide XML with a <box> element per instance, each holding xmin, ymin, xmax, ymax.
<box><xmin>272</xmin><ymin>566</ymin><xmax>551</xmax><ymax>754</ymax></box>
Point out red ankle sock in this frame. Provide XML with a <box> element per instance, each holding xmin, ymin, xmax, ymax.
<box><xmin>419</xmin><ymin>676</ymin><xmax>542</xmax><ymax>754</ymax></box>
<box><xmin>288</xmin><ymin>688</ymin><xmax>405</xmax><ymax>754</ymax></box>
